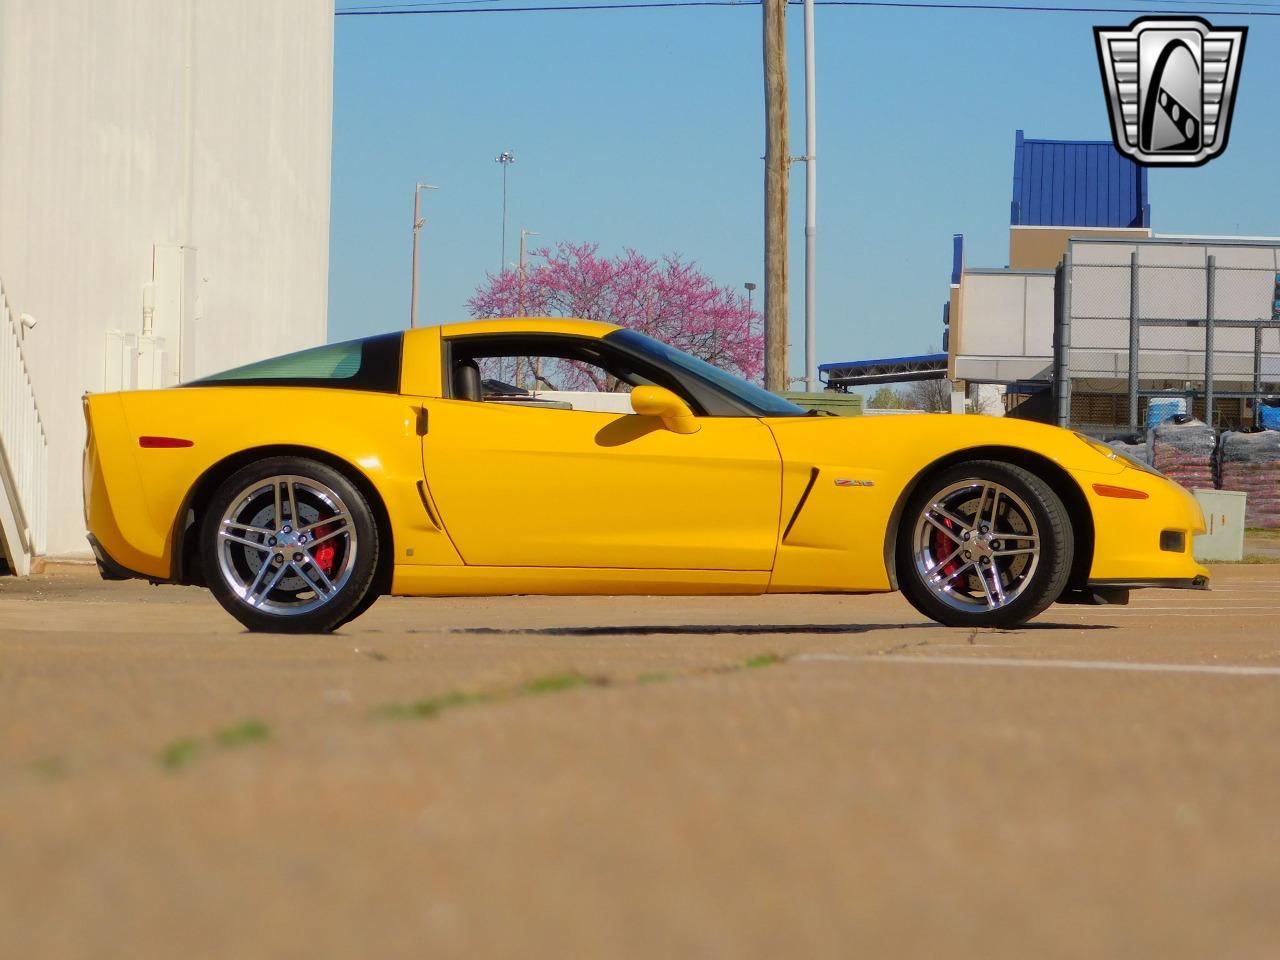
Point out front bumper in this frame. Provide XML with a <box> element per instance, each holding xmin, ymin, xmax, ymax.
<box><xmin>1088</xmin><ymin>576</ymin><xmax>1210</xmax><ymax>591</ymax></box>
<box><xmin>1058</xmin><ymin>574</ymin><xmax>1209</xmax><ymax>608</ymax></box>
<box><xmin>1085</xmin><ymin>466</ymin><xmax>1211</xmax><ymax>587</ymax></box>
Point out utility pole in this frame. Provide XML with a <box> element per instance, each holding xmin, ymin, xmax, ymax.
<box><xmin>802</xmin><ymin>0</ymin><xmax>818</xmax><ymax>392</ymax></box>
<box><xmin>409</xmin><ymin>181</ymin><xmax>438</xmax><ymax>329</ymax></box>
<box><xmin>762</xmin><ymin>0</ymin><xmax>789</xmax><ymax>393</ymax></box>
<box><xmin>496</xmin><ymin>150</ymin><xmax>516</xmax><ymax>271</ymax></box>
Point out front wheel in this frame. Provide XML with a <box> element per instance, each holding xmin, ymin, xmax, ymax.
<box><xmin>199</xmin><ymin>457</ymin><xmax>379</xmax><ymax>633</ymax></box>
<box><xmin>896</xmin><ymin>461</ymin><xmax>1073</xmax><ymax>629</ymax></box>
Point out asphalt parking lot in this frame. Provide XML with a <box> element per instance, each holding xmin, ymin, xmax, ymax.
<box><xmin>2</xmin><ymin>562</ymin><xmax>1279</xmax><ymax>959</ymax></box>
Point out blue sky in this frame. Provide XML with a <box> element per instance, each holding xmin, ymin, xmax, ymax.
<box><xmin>328</xmin><ymin>2</ymin><xmax>1279</xmax><ymax>377</ymax></box>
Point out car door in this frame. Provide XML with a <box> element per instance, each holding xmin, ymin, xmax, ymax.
<box><xmin>419</xmin><ymin>338</ymin><xmax>782</xmax><ymax>571</ymax></box>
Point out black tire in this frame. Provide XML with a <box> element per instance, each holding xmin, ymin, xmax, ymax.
<box><xmin>896</xmin><ymin>460</ymin><xmax>1073</xmax><ymax>629</ymax></box>
<box><xmin>332</xmin><ymin>582</ymin><xmax>384</xmax><ymax>630</ymax></box>
<box><xmin>199</xmin><ymin>457</ymin><xmax>379</xmax><ymax>633</ymax></box>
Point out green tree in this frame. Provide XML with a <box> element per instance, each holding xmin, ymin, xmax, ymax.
<box><xmin>868</xmin><ymin>386</ymin><xmax>907</xmax><ymax>409</ymax></box>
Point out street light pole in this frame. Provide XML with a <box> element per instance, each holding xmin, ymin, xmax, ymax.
<box><xmin>519</xmin><ymin>229</ymin><xmax>540</xmax><ymax>315</ymax></box>
<box><xmin>744</xmin><ymin>281</ymin><xmax>756</xmax><ymax>314</ymax></box>
<box><xmin>496</xmin><ymin>150</ymin><xmax>516</xmax><ymax>271</ymax></box>
<box><xmin>520</xmin><ymin>229</ymin><xmax>543</xmax><ymax>389</ymax></box>
<box><xmin>409</xmin><ymin>181</ymin><xmax>438</xmax><ymax>329</ymax></box>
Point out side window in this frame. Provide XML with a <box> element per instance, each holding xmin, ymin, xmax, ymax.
<box><xmin>483</xmin><ymin>354</ymin><xmax>631</xmax><ymax>413</ymax></box>
<box><xmin>447</xmin><ymin>336</ymin><xmax>689</xmax><ymax>414</ymax></box>
<box><xmin>189</xmin><ymin>333</ymin><xmax>403</xmax><ymax>393</ymax></box>
<box><xmin>483</xmin><ymin>353</ymin><xmax>624</xmax><ymax>390</ymax></box>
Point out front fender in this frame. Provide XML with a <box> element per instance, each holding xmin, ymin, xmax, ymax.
<box><xmin>762</xmin><ymin>415</ymin><xmax>1121</xmax><ymax>593</ymax></box>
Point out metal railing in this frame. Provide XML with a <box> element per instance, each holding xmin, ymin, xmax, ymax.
<box><xmin>0</xmin><ymin>280</ymin><xmax>49</xmax><ymax>574</ymax></box>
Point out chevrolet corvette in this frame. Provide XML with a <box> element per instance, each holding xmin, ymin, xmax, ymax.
<box><xmin>83</xmin><ymin>318</ymin><xmax>1209</xmax><ymax>632</ymax></box>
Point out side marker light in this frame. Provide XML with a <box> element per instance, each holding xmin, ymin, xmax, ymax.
<box><xmin>1092</xmin><ymin>483</ymin><xmax>1149</xmax><ymax>500</ymax></box>
<box><xmin>138</xmin><ymin>436</ymin><xmax>194</xmax><ymax>449</ymax></box>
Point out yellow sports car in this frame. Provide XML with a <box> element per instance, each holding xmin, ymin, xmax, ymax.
<box><xmin>83</xmin><ymin>318</ymin><xmax>1209</xmax><ymax>633</ymax></box>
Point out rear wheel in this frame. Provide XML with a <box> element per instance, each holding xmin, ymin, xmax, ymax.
<box><xmin>896</xmin><ymin>461</ymin><xmax>1073</xmax><ymax>629</ymax></box>
<box><xmin>199</xmin><ymin>458</ymin><xmax>378</xmax><ymax>633</ymax></box>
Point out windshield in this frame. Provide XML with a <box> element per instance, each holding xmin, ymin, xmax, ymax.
<box><xmin>606</xmin><ymin>329</ymin><xmax>807</xmax><ymax>417</ymax></box>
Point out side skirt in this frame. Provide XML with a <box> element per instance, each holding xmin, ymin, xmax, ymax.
<box><xmin>391</xmin><ymin>565</ymin><xmax>770</xmax><ymax>597</ymax></box>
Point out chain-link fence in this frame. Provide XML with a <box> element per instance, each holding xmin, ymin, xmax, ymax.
<box><xmin>1054</xmin><ymin>239</ymin><xmax>1280</xmax><ymax>433</ymax></box>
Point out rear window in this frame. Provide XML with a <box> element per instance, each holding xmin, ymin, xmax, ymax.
<box><xmin>187</xmin><ymin>333</ymin><xmax>403</xmax><ymax>393</ymax></box>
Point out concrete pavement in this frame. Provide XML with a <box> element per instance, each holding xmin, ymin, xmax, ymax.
<box><xmin>1</xmin><ymin>564</ymin><xmax>1278</xmax><ymax>959</ymax></box>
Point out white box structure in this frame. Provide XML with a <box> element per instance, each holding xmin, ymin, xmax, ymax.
<box><xmin>1192</xmin><ymin>489</ymin><xmax>1247</xmax><ymax>562</ymax></box>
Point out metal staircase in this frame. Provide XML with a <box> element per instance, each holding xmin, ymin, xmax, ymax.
<box><xmin>0</xmin><ymin>280</ymin><xmax>48</xmax><ymax>575</ymax></box>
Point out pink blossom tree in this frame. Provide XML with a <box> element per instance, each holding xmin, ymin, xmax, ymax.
<box><xmin>467</xmin><ymin>242</ymin><xmax>763</xmax><ymax>385</ymax></box>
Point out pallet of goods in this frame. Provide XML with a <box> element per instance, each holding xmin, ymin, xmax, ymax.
<box><xmin>1218</xmin><ymin>430</ymin><xmax>1280</xmax><ymax>529</ymax></box>
<box><xmin>1150</xmin><ymin>417</ymin><xmax>1217</xmax><ymax>491</ymax></box>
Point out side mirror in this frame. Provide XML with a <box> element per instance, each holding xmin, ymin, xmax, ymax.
<box><xmin>630</xmin><ymin>385</ymin><xmax>700</xmax><ymax>435</ymax></box>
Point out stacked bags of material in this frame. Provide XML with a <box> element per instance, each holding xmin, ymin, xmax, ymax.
<box><xmin>1219</xmin><ymin>430</ymin><xmax>1280</xmax><ymax>529</ymax></box>
<box><xmin>1150</xmin><ymin>416</ymin><xmax>1217</xmax><ymax>490</ymax></box>
<box><xmin>1106</xmin><ymin>435</ymin><xmax>1150</xmax><ymax>466</ymax></box>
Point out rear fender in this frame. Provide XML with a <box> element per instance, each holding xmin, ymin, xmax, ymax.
<box><xmin>87</xmin><ymin>387</ymin><xmax>462</xmax><ymax>582</ymax></box>
<box><xmin>171</xmin><ymin>445</ymin><xmax>397</xmax><ymax>589</ymax></box>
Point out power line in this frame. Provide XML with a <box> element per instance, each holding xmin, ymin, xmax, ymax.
<box><xmin>1127</xmin><ymin>0</ymin><xmax>1280</xmax><ymax>7</ymax></box>
<box><xmin>337</xmin><ymin>2</ymin><xmax>753</xmax><ymax>13</ymax></box>
<box><xmin>336</xmin><ymin>0</ymin><xmax>1280</xmax><ymax>14</ymax></box>
<box><xmin>338</xmin><ymin>0</ymin><xmax>527</xmax><ymax>9</ymax></box>
<box><xmin>815</xmin><ymin>1</ymin><xmax>1276</xmax><ymax>10</ymax></box>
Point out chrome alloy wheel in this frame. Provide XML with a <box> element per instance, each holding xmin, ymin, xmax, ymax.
<box><xmin>911</xmin><ymin>479</ymin><xmax>1041</xmax><ymax>613</ymax></box>
<box><xmin>216</xmin><ymin>475</ymin><xmax>358</xmax><ymax>617</ymax></box>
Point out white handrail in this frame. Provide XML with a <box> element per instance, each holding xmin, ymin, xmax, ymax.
<box><xmin>0</xmin><ymin>280</ymin><xmax>49</xmax><ymax>575</ymax></box>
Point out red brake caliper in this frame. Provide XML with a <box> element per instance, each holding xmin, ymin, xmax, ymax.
<box><xmin>312</xmin><ymin>524</ymin><xmax>336</xmax><ymax>576</ymax></box>
<box><xmin>934</xmin><ymin>518</ymin><xmax>960</xmax><ymax>579</ymax></box>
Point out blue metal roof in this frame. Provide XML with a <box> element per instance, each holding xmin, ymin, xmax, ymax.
<box><xmin>1010</xmin><ymin>130</ymin><xmax>1150</xmax><ymax>229</ymax></box>
<box><xmin>820</xmin><ymin>353</ymin><xmax>949</xmax><ymax>387</ymax></box>
<box><xmin>819</xmin><ymin>353</ymin><xmax>947</xmax><ymax>373</ymax></box>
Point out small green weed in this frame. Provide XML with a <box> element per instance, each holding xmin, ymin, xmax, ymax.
<box><xmin>522</xmin><ymin>673</ymin><xmax>595</xmax><ymax>695</ymax></box>
<box><xmin>30</xmin><ymin>755</ymin><xmax>68</xmax><ymax>781</ymax></box>
<box><xmin>215</xmin><ymin>719</ymin><xmax>271</xmax><ymax>748</ymax></box>
<box><xmin>371</xmin><ymin>655</ymin><xmax>782</xmax><ymax>727</ymax></box>
<box><xmin>372</xmin><ymin>690</ymin><xmax>487</xmax><ymax>721</ymax></box>
<box><xmin>159</xmin><ymin>718</ymin><xmax>271</xmax><ymax>772</ymax></box>
<box><xmin>373</xmin><ymin>672</ymin><xmax>608</xmax><ymax>722</ymax></box>
<box><xmin>159</xmin><ymin>738</ymin><xmax>202</xmax><ymax>771</ymax></box>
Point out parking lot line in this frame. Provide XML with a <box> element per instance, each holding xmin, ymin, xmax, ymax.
<box><xmin>805</xmin><ymin>653</ymin><xmax>1280</xmax><ymax>677</ymax></box>
<box><xmin>1091</xmin><ymin>605</ymin><xmax>1279</xmax><ymax>612</ymax></box>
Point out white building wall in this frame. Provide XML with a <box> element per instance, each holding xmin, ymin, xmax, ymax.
<box><xmin>952</xmin><ymin>270</ymin><xmax>1056</xmax><ymax>383</ymax></box>
<box><xmin>0</xmin><ymin>0</ymin><xmax>334</xmax><ymax>556</ymax></box>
